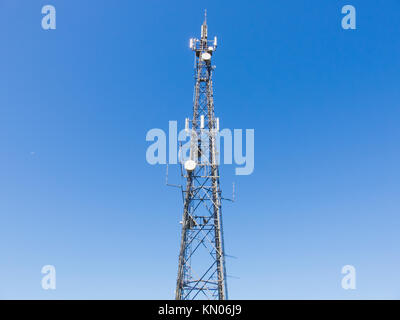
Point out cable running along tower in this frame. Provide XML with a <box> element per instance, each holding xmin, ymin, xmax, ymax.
<box><xmin>175</xmin><ymin>12</ymin><xmax>228</xmax><ymax>300</ymax></box>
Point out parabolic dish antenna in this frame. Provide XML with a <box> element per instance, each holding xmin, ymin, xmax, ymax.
<box><xmin>201</xmin><ymin>52</ymin><xmax>211</xmax><ymax>61</ymax></box>
<box><xmin>184</xmin><ymin>159</ymin><xmax>197</xmax><ymax>172</ymax></box>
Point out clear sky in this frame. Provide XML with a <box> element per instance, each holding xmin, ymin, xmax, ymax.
<box><xmin>0</xmin><ymin>0</ymin><xmax>399</xmax><ymax>299</ymax></box>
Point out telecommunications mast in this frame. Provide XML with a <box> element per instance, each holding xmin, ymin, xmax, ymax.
<box><xmin>175</xmin><ymin>11</ymin><xmax>228</xmax><ymax>300</ymax></box>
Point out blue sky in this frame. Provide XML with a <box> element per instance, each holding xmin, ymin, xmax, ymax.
<box><xmin>0</xmin><ymin>0</ymin><xmax>399</xmax><ymax>299</ymax></box>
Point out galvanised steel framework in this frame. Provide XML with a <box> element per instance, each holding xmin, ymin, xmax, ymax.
<box><xmin>175</xmin><ymin>13</ymin><xmax>228</xmax><ymax>300</ymax></box>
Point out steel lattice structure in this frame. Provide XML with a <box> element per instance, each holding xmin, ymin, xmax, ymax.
<box><xmin>175</xmin><ymin>13</ymin><xmax>228</xmax><ymax>300</ymax></box>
